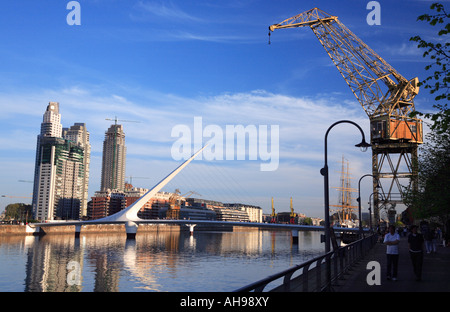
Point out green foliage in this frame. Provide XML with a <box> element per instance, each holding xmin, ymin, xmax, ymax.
<box><xmin>410</xmin><ymin>3</ymin><xmax>449</xmax><ymax>137</ymax></box>
<box><xmin>405</xmin><ymin>3</ymin><xmax>450</xmax><ymax>224</ymax></box>
<box><xmin>4</xmin><ymin>203</ymin><xmax>32</xmax><ymax>221</ymax></box>
<box><xmin>410</xmin><ymin>3</ymin><xmax>449</xmax><ymax>102</ymax></box>
<box><xmin>404</xmin><ymin>128</ymin><xmax>450</xmax><ymax>222</ymax></box>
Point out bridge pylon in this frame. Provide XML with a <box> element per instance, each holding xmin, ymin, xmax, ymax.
<box><xmin>83</xmin><ymin>145</ymin><xmax>207</xmax><ymax>238</ymax></box>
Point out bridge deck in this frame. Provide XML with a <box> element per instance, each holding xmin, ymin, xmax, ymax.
<box><xmin>30</xmin><ymin>219</ymin><xmax>365</xmax><ymax>234</ymax></box>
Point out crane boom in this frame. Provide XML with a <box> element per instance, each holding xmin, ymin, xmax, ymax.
<box><xmin>106</xmin><ymin>116</ymin><xmax>141</xmax><ymax>124</ymax></box>
<box><xmin>269</xmin><ymin>8</ymin><xmax>423</xmax><ymax>226</ymax></box>
<box><xmin>269</xmin><ymin>8</ymin><xmax>420</xmax><ymax>122</ymax></box>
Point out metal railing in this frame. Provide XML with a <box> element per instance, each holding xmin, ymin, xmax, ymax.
<box><xmin>234</xmin><ymin>233</ymin><xmax>378</xmax><ymax>292</ymax></box>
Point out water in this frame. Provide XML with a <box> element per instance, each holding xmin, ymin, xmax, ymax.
<box><xmin>0</xmin><ymin>229</ymin><xmax>324</xmax><ymax>292</ymax></box>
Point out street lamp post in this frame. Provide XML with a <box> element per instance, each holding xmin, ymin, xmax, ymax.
<box><xmin>320</xmin><ymin>120</ymin><xmax>370</xmax><ymax>288</ymax></box>
<box><xmin>320</xmin><ymin>120</ymin><xmax>371</xmax><ymax>253</ymax></box>
<box><xmin>320</xmin><ymin>120</ymin><xmax>370</xmax><ymax>291</ymax></box>
<box><xmin>368</xmin><ymin>192</ymin><xmax>385</xmax><ymax>232</ymax></box>
<box><xmin>357</xmin><ymin>174</ymin><xmax>379</xmax><ymax>237</ymax></box>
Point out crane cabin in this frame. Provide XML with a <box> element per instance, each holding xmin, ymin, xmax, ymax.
<box><xmin>371</xmin><ymin>117</ymin><xmax>423</xmax><ymax>144</ymax></box>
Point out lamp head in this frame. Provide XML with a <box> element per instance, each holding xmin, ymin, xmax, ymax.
<box><xmin>355</xmin><ymin>139</ymin><xmax>371</xmax><ymax>152</ymax></box>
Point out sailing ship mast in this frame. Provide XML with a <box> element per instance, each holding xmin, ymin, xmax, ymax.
<box><xmin>331</xmin><ymin>156</ymin><xmax>358</xmax><ymax>227</ymax></box>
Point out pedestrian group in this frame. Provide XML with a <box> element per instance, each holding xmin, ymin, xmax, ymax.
<box><xmin>382</xmin><ymin>222</ymin><xmax>444</xmax><ymax>282</ymax></box>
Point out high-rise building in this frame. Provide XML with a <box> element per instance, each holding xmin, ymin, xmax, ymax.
<box><xmin>32</xmin><ymin>102</ymin><xmax>63</xmax><ymax>220</ymax></box>
<box><xmin>100</xmin><ymin>124</ymin><xmax>126</xmax><ymax>192</ymax></box>
<box><xmin>32</xmin><ymin>102</ymin><xmax>90</xmax><ymax>221</ymax></box>
<box><xmin>63</xmin><ymin>123</ymin><xmax>91</xmax><ymax>217</ymax></box>
<box><xmin>39</xmin><ymin>101</ymin><xmax>63</xmax><ymax>138</ymax></box>
<box><xmin>90</xmin><ymin>190</ymin><xmax>126</xmax><ymax>220</ymax></box>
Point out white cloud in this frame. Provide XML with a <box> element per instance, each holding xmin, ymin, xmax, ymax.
<box><xmin>131</xmin><ymin>1</ymin><xmax>203</xmax><ymax>23</ymax></box>
<box><xmin>0</xmin><ymin>86</ymin><xmax>376</xmax><ymax>217</ymax></box>
<box><xmin>381</xmin><ymin>42</ymin><xmax>424</xmax><ymax>59</ymax></box>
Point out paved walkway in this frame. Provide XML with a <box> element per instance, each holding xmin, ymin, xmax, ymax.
<box><xmin>333</xmin><ymin>236</ymin><xmax>450</xmax><ymax>292</ymax></box>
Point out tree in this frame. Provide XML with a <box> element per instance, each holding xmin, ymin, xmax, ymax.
<box><xmin>404</xmin><ymin>3</ymin><xmax>450</xmax><ymax>224</ymax></box>
<box><xmin>404</xmin><ymin>128</ymin><xmax>450</xmax><ymax>222</ymax></box>
<box><xmin>4</xmin><ymin>203</ymin><xmax>32</xmax><ymax>221</ymax></box>
<box><xmin>410</xmin><ymin>2</ymin><xmax>450</xmax><ymax>137</ymax></box>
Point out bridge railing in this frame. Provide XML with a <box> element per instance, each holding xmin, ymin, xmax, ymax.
<box><xmin>234</xmin><ymin>233</ymin><xmax>378</xmax><ymax>292</ymax></box>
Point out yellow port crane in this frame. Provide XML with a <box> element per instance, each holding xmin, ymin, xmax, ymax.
<box><xmin>270</xmin><ymin>197</ymin><xmax>277</xmax><ymax>223</ymax></box>
<box><xmin>268</xmin><ymin>8</ymin><xmax>423</xmax><ymax>225</ymax></box>
<box><xmin>289</xmin><ymin>197</ymin><xmax>296</xmax><ymax>224</ymax></box>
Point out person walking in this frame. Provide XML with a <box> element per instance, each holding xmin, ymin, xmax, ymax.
<box><xmin>408</xmin><ymin>225</ymin><xmax>424</xmax><ymax>281</ymax></box>
<box><xmin>436</xmin><ymin>227</ymin><xmax>442</xmax><ymax>247</ymax></box>
<box><xmin>383</xmin><ymin>225</ymin><xmax>400</xmax><ymax>281</ymax></box>
<box><xmin>425</xmin><ymin>227</ymin><xmax>436</xmax><ymax>253</ymax></box>
<box><xmin>432</xmin><ymin>228</ymin><xmax>440</xmax><ymax>251</ymax></box>
<box><xmin>421</xmin><ymin>221</ymin><xmax>433</xmax><ymax>253</ymax></box>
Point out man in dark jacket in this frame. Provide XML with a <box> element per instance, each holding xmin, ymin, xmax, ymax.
<box><xmin>408</xmin><ymin>225</ymin><xmax>424</xmax><ymax>281</ymax></box>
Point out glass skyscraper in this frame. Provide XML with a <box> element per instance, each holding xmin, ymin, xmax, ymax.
<box><xmin>32</xmin><ymin>103</ymin><xmax>90</xmax><ymax>221</ymax></box>
<box><xmin>63</xmin><ymin>123</ymin><xmax>91</xmax><ymax>218</ymax></box>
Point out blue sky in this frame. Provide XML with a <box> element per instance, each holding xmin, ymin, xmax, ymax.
<box><xmin>0</xmin><ymin>0</ymin><xmax>445</xmax><ymax>218</ymax></box>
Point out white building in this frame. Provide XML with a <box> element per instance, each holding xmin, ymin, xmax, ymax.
<box><xmin>224</xmin><ymin>203</ymin><xmax>263</xmax><ymax>223</ymax></box>
<box><xmin>32</xmin><ymin>103</ymin><xmax>90</xmax><ymax>221</ymax></box>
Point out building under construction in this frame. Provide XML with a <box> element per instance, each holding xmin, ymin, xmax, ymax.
<box><xmin>88</xmin><ymin>186</ymin><xmax>262</xmax><ymax>222</ymax></box>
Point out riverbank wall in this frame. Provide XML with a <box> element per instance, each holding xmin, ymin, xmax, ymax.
<box><xmin>0</xmin><ymin>223</ymin><xmax>259</xmax><ymax>236</ymax></box>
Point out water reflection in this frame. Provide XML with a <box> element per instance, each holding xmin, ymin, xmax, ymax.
<box><xmin>0</xmin><ymin>229</ymin><xmax>323</xmax><ymax>292</ymax></box>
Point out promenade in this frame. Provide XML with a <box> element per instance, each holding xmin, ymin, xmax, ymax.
<box><xmin>333</xmin><ymin>235</ymin><xmax>450</xmax><ymax>292</ymax></box>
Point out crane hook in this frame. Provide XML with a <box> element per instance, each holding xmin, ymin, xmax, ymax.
<box><xmin>268</xmin><ymin>31</ymin><xmax>271</xmax><ymax>45</ymax></box>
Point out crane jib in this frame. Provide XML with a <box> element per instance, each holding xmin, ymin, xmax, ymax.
<box><xmin>269</xmin><ymin>17</ymin><xmax>336</xmax><ymax>31</ymax></box>
<box><xmin>268</xmin><ymin>8</ymin><xmax>421</xmax><ymax>127</ymax></box>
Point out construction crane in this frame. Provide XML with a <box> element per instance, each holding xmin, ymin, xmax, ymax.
<box><xmin>269</xmin><ymin>8</ymin><xmax>423</xmax><ymax>226</ymax></box>
<box><xmin>167</xmin><ymin>189</ymin><xmax>201</xmax><ymax>219</ymax></box>
<box><xmin>125</xmin><ymin>176</ymin><xmax>150</xmax><ymax>186</ymax></box>
<box><xmin>105</xmin><ymin>116</ymin><xmax>141</xmax><ymax>125</ymax></box>
<box><xmin>181</xmin><ymin>191</ymin><xmax>201</xmax><ymax>198</ymax></box>
<box><xmin>167</xmin><ymin>189</ymin><xmax>181</xmax><ymax>219</ymax></box>
<box><xmin>2</xmin><ymin>195</ymin><xmax>32</xmax><ymax>199</ymax></box>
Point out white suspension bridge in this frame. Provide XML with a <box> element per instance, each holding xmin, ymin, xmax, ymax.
<box><xmin>28</xmin><ymin>146</ymin><xmax>362</xmax><ymax>242</ymax></box>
